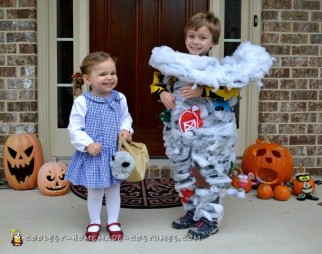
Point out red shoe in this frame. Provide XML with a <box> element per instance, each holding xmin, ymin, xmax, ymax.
<box><xmin>107</xmin><ymin>222</ymin><xmax>123</xmax><ymax>241</ymax></box>
<box><xmin>85</xmin><ymin>224</ymin><xmax>101</xmax><ymax>241</ymax></box>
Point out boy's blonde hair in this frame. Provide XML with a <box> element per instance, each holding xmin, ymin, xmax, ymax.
<box><xmin>184</xmin><ymin>11</ymin><xmax>221</xmax><ymax>44</ymax></box>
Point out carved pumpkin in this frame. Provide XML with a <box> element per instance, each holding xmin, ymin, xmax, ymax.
<box><xmin>37</xmin><ymin>162</ymin><xmax>70</xmax><ymax>196</ymax></box>
<box><xmin>3</xmin><ymin>132</ymin><xmax>44</xmax><ymax>190</ymax></box>
<box><xmin>257</xmin><ymin>183</ymin><xmax>273</xmax><ymax>199</ymax></box>
<box><xmin>241</xmin><ymin>134</ymin><xmax>293</xmax><ymax>189</ymax></box>
<box><xmin>273</xmin><ymin>182</ymin><xmax>291</xmax><ymax>201</ymax></box>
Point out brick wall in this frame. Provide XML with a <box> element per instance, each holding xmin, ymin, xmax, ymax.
<box><xmin>0</xmin><ymin>0</ymin><xmax>37</xmax><ymax>171</ymax></box>
<box><xmin>261</xmin><ymin>0</ymin><xmax>322</xmax><ymax>175</ymax></box>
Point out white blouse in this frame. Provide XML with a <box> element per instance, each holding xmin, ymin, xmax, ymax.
<box><xmin>68</xmin><ymin>92</ymin><xmax>133</xmax><ymax>152</ymax></box>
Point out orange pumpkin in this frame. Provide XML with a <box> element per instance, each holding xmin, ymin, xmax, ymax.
<box><xmin>3</xmin><ymin>132</ymin><xmax>44</xmax><ymax>190</ymax></box>
<box><xmin>274</xmin><ymin>182</ymin><xmax>291</xmax><ymax>201</ymax></box>
<box><xmin>241</xmin><ymin>134</ymin><xmax>293</xmax><ymax>189</ymax></box>
<box><xmin>257</xmin><ymin>183</ymin><xmax>273</xmax><ymax>199</ymax></box>
<box><xmin>37</xmin><ymin>162</ymin><xmax>70</xmax><ymax>196</ymax></box>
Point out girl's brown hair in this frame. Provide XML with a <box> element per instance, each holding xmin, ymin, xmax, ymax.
<box><xmin>71</xmin><ymin>51</ymin><xmax>116</xmax><ymax>96</ymax></box>
<box><xmin>184</xmin><ymin>11</ymin><xmax>221</xmax><ymax>44</ymax></box>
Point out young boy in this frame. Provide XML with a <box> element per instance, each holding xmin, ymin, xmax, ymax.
<box><xmin>150</xmin><ymin>12</ymin><xmax>239</xmax><ymax>239</ymax></box>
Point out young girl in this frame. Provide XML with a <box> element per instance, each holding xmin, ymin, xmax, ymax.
<box><xmin>65</xmin><ymin>51</ymin><xmax>133</xmax><ymax>241</ymax></box>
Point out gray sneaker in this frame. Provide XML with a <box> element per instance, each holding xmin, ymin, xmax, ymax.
<box><xmin>187</xmin><ymin>217</ymin><xmax>219</xmax><ymax>239</ymax></box>
<box><xmin>172</xmin><ymin>211</ymin><xmax>197</xmax><ymax>229</ymax></box>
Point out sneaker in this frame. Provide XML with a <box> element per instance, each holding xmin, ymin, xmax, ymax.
<box><xmin>187</xmin><ymin>218</ymin><xmax>219</xmax><ymax>240</ymax></box>
<box><xmin>235</xmin><ymin>188</ymin><xmax>246</xmax><ymax>198</ymax></box>
<box><xmin>172</xmin><ymin>211</ymin><xmax>197</xmax><ymax>229</ymax></box>
<box><xmin>226</xmin><ymin>186</ymin><xmax>237</xmax><ymax>195</ymax></box>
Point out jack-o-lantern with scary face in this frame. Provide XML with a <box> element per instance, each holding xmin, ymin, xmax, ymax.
<box><xmin>37</xmin><ymin>162</ymin><xmax>70</xmax><ymax>196</ymax></box>
<box><xmin>3</xmin><ymin>133</ymin><xmax>44</xmax><ymax>190</ymax></box>
<box><xmin>241</xmin><ymin>134</ymin><xmax>293</xmax><ymax>189</ymax></box>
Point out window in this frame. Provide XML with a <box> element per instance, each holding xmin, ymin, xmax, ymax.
<box><xmin>224</xmin><ymin>0</ymin><xmax>241</xmax><ymax>56</ymax></box>
<box><xmin>224</xmin><ymin>0</ymin><xmax>241</xmax><ymax>128</ymax></box>
<box><xmin>57</xmin><ymin>0</ymin><xmax>74</xmax><ymax>128</ymax></box>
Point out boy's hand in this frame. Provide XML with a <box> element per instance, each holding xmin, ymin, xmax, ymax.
<box><xmin>160</xmin><ymin>91</ymin><xmax>176</xmax><ymax>109</ymax></box>
<box><xmin>119</xmin><ymin>129</ymin><xmax>132</xmax><ymax>142</ymax></box>
<box><xmin>179</xmin><ymin>84</ymin><xmax>203</xmax><ymax>98</ymax></box>
<box><xmin>86</xmin><ymin>143</ymin><xmax>102</xmax><ymax>156</ymax></box>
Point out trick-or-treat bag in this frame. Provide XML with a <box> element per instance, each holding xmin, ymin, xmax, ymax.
<box><xmin>118</xmin><ymin>137</ymin><xmax>149</xmax><ymax>182</ymax></box>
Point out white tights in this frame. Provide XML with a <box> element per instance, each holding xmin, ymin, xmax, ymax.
<box><xmin>87</xmin><ymin>184</ymin><xmax>121</xmax><ymax>232</ymax></box>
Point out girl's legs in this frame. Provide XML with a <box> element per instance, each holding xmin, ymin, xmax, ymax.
<box><xmin>104</xmin><ymin>184</ymin><xmax>121</xmax><ymax>231</ymax></box>
<box><xmin>87</xmin><ymin>188</ymin><xmax>104</xmax><ymax>232</ymax></box>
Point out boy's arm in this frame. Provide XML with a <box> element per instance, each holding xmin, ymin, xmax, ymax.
<box><xmin>179</xmin><ymin>84</ymin><xmax>239</xmax><ymax>100</ymax></box>
<box><xmin>150</xmin><ymin>71</ymin><xmax>176</xmax><ymax>109</ymax></box>
<box><xmin>150</xmin><ymin>72</ymin><xmax>168</xmax><ymax>99</ymax></box>
<box><xmin>201</xmin><ymin>86</ymin><xmax>239</xmax><ymax>100</ymax></box>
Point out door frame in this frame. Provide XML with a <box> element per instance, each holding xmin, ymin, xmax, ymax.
<box><xmin>210</xmin><ymin>0</ymin><xmax>261</xmax><ymax>154</ymax></box>
<box><xmin>38</xmin><ymin>0</ymin><xmax>261</xmax><ymax>162</ymax></box>
<box><xmin>38</xmin><ymin>0</ymin><xmax>89</xmax><ymax>161</ymax></box>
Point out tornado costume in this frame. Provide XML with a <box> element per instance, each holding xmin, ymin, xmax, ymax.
<box><xmin>149</xmin><ymin>42</ymin><xmax>273</xmax><ymax>225</ymax></box>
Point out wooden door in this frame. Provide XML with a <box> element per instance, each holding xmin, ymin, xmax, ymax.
<box><xmin>90</xmin><ymin>0</ymin><xmax>208</xmax><ymax>156</ymax></box>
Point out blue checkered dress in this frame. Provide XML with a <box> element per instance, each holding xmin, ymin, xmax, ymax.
<box><xmin>65</xmin><ymin>90</ymin><xmax>121</xmax><ymax>188</ymax></box>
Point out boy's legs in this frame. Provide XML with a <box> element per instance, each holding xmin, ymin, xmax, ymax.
<box><xmin>171</xmin><ymin>158</ymin><xmax>196</xmax><ymax>229</ymax></box>
<box><xmin>187</xmin><ymin>162</ymin><xmax>231</xmax><ymax>239</ymax></box>
<box><xmin>165</xmin><ymin>134</ymin><xmax>197</xmax><ymax>229</ymax></box>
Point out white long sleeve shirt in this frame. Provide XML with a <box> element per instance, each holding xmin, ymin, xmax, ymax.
<box><xmin>68</xmin><ymin>92</ymin><xmax>133</xmax><ymax>152</ymax></box>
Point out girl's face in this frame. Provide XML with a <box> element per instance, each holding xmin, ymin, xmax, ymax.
<box><xmin>83</xmin><ymin>58</ymin><xmax>118</xmax><ymax>97</ymax></box>
<box><xmin>185</xmin><ymin>26</ymin><xmax>216</xmax><ymax>56</ymax></box>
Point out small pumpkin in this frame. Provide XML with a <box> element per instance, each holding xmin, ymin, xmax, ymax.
<box><xmin>274</xmin><ymin>182</ymin><xmax>291</xmax><ymax>201</ymax></box>
<box><xmin>37</xmin><ymin>162</ymin><xmax>70</xmax><ymax>196</ymax></box>
<box><xmin>257</xmin><ymin>183</ymin><xmax>273</xmax><ymax>199</ymax></box>
<box><xmin>3</xmin><ymin>132</ymin><xmax>44</xmax><ymax>190</ymax></box>
<box><xmin>241</xmin><ymin>134</ymin><xmax>293</xmax><ymax>189</ymax></box>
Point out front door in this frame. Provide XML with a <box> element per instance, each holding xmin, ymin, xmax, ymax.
<box><xmin>89</xmin><ymin>0</ymin><xmax>208</xmax><ymax>156</ymax></box>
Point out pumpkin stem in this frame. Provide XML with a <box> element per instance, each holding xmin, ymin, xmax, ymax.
<box><xmin>298</xmin><ymin>164</ymin><xmax>305</xmax><ymax>174</ymax></box>
<box><xmin>263</xmin><ymin>134</ymin><xmax>270</xmax><ymax>144</ymax></box>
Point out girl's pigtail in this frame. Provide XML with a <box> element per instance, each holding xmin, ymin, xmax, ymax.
<box><xmin>71</xmin><ymin>72</ymin><xmax>84</xmax><ymax>96</ymax></box>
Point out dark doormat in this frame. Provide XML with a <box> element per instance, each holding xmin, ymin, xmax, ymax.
<box><xmin>70</xmin><ymin>178</ymin><xmax>182</xmax><ymax>209</ymax></box>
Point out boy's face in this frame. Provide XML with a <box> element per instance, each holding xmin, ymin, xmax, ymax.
<box><xmin>185</xmin><ymin>26</ymin><xmax>216</xmax><ymax>56</ymax></box>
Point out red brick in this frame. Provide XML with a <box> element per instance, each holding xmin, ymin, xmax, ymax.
<box><xmin>289</xmin><ymin>135</ymin><xmax>316</xmax><ymax>145</ymax></box>
<box><xmin>290</xmin><ymin>113</ymin><xmax>317</xmax><ymax>123</ymax></box>
<box><xmin>263</xmin><ymin>0</ymin><xmax>292</xmax><ymax>9</ymax></box>
<box><xmin>280</xmin><ymin>79</ymin><xmax>308</xmax><ymax>89</ymax></box>
<box><xmin>279</xmin><ymin>124</ymin><xmax>307</xmax><ymax>134</ymax></box>
<box><xmin>291</xmin><ymin>68</ymin><xmax>318</xmax><ymax>78</ymax></box>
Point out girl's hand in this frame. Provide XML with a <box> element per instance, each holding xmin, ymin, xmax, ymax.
<box><xmin>119</xmin><ymin>129</ymin><xmax>132</xmax><ymax>142</ymax></box>
<box><xmin>160</xmin><ymin>91</ymin><xmax>176</xmax><ymax>109</ymax></box>
<box><xmin>179</xmin><ymin>84</ymin><xmax>203</xmax><ymax>98</ymax></box>
<box><xmin>86</xmin><ymin>143</ymin><xmax>102</xmax><ymax>156</ymax></box>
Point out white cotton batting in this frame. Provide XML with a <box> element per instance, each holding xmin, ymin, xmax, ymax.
<box><xmin>149</xmin><ymin>41</ymin><xmax>274</xmax><ymax>90</ymax></box>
